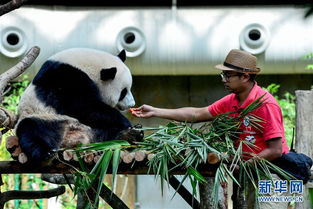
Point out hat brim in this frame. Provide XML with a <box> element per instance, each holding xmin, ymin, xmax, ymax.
<box><xmin>214</xmin><ymin>64</ymin><xmax>260</xmax><ymax>74</ymax></box>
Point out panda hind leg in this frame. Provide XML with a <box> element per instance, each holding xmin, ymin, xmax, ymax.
<box><xmin>16</xmin><ymin>115</ymin><xmax>92</xmax><ymax>162</ymax></box>
<box><xmin>60</xmin><ymin>119</ymin><xmax>92</xmax><ymax>148</ymax></box>
<box><xmin>16</xmin><ymin>117</ymin><xmax>64</xmax><ymax>161</ymax></box>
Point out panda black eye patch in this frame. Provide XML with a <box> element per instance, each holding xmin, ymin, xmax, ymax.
<box><xmin>100</xmin><ymin>67</ymin><xmax>117</xmax><ymax>81</ymax></box>
<box><xmin>119</xmin><ymin>88</ymin><xmax>127</xmax><ymax>101</ymax></box>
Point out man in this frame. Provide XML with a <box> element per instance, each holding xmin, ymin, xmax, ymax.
<box><xmin>131</xmin><ymin>49</ymin><xmax>290</xmax><ymax>208</ymax></box>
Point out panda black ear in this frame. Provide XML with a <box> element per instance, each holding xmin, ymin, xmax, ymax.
<box><xmin>117</xmin><ymin>49</ymin><xmax>126</xmax><ymax>62</ymax></box>
<box><xmin>101</xmin><ymin>67</ymin><xmax>117</xmax><ymax>81</ymax></box>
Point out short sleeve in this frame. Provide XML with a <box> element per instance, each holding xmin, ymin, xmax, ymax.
<box><xmin>258</xmin><ymin>103</ymin><xmax>284</xmax><ymax>141</ymax></box>
<box><xmin>208</xmin><ymin>95</ymin><xmax>232</xmax><ymax>117</ymax></box>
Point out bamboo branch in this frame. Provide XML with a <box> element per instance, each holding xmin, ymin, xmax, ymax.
<box><xmin>0</xmin><ymin>0</ymin><xmax>28</xmax><ymax>16</ymax></box>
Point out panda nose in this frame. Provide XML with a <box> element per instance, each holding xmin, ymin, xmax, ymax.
<box><xmin>129</xmin><ymin>99</ymin><xmax>135</xmax><ymax>107</ymax></box>
<box><xmin>125</xmin><ymin>93</ymin><xmax>135</xmax><ymax>107</ymax></box>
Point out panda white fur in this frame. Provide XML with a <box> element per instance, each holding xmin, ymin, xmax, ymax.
<box><xmin>15</xmin><ymin>48</ymin><xmax>139</xmax><ymax>161</ymax></box>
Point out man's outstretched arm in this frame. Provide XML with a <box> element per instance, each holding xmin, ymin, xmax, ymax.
<box><xmin>130</xmin><ymin>104</ymin><xmax>214</xmax><ymax>123</ymax></box>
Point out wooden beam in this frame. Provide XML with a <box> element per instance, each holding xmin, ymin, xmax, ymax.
<box><xmin>0</xmin><ymin>160</ymin><xmax>217</xmax><ymax>176</ymax></box>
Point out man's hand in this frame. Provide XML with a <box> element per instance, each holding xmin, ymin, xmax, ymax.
<box><xmin>130</xmin><ymin>105</ymin><xmax>155</xmax><ymax>118</ymax></box>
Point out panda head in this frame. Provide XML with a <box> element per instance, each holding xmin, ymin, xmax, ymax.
<box><xmin>49</xmin><ymin>48</ymin><xmax>135</xmax><ymax>111</ymax></box>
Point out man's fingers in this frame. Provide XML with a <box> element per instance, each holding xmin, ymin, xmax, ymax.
<box><xmin>129</xmin><ymin>105</ymin><xmax>151</xmax><ymax>118</ymax></box>
<box><xmin>129</xmin><ymin>107</ymin><xmax>143</xmax><ymax>117</ymax></box>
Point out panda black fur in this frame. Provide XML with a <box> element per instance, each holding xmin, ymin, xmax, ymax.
<box><xmin>15</xmin><ymin>48</ymin><xmax>139</xmax><ymax>161</ymax></box>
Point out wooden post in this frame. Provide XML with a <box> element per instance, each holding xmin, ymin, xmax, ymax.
<box><xmin>199</xmin><ymin>177</ymin><xmax>227</xmax><ymax>209</ymax></box>
<box><xmin>295</xmin><ymin>90</ymin><xmax>313</xmax><ymax>209</ymax></box>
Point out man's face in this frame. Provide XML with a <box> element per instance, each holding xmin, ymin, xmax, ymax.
<box><xmin>220</xmin><ymin>71</ymin><xmax>244</xmax><ymax>93</ymax></box>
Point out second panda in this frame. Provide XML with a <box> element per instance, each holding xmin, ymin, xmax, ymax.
<box><xmin>15</xmin><ymin>48</ymin><xmax>142</xmax><ymax>161</ymax></box>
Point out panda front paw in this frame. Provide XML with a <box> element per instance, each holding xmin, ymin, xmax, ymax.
<box><xmin>118</xmin><ymin>124</ymin><xmax>144</xmax><ymax>144</ymax></box>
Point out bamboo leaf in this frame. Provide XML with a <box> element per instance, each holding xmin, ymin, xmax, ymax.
<box><xmin>112</xmin><ymin>149</ymin><xmax>121</xmax><ymax>189</ymax></box>
<box><xmin>94</xmin><ymin>150</ymin><xmax>113</xmax><ymax>204</ymax></box>
<box><xmin>187</xmin><ymin>167</ymin><xmax>207</xmax><ymax>183</ymax></box>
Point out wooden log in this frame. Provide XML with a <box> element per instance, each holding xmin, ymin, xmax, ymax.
<box><xmin>134</xmin><ymin>150</ymin><xmax>146</xmax><ymax>161</ymax></box>
<box><xmin>63</xmin><ymin>150</ymin><xmax>99</xmax><ymax>163</ymax></box>
<box><xmin>18</xmin><ymin>153</ymin><xmax>28</xmax><ymax>164</ymax></box>
<box><xmin>63</xmin><ymin>150</ymin><xmax>74</xmax><ymax>161</ymax></box>
<box><xmin>147</xmin><ymin>153</ymin><xmax>155</xmax><ymax>161</ymax></box>
<box><xmin>83</xmin><ymin>151</ymin><xmax>94</xmax><ymax>164</ymax></box>
<box><xmin>94</xmin><ymin>154</ymin><xmax>101</xmax><ymax>163</ymax></box>
<box><xmin>207</xmin><ymin>152</ymin><xmax>220</xmax><ymax>164</ymax></box>
<box><xmin>121</xmin><ymin>150</ymin><xmax>135</xmax><ymax>164</ymax></box>
<box><xmin>72</xmin><ymin>153</ymin><xmax>79</xmax><ymax>161</ymax></box>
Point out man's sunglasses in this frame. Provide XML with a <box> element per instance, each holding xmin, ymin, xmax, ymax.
<box><xmin>220</xmin><ymin>72</ymin><xmax>242</xmax><ymax>81</ymax></box>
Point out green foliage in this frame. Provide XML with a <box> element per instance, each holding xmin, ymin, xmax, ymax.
<box><xmin>304</xmin><ymin>52</ymin><xmax>313</xmax><ymax>70</ymax></box>
<box><xmin>2</xmin><ymin>75</ymin><xmax>30</xmax><ymax>113</ymax></box>
<box><xmin>262</xmin><ymin>83</ymin><xmax>296</xmax><ymax>146</ymax></box>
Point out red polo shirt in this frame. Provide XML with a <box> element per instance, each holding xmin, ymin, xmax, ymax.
<box><xmin>208</xmin><ymin>82</ymin><xmax>289</xmax><ymax>157</ymax></box>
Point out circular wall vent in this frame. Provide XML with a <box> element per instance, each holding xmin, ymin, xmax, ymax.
<box><xmin>116</xmin><ymin>27</ymin><xmax>146</xmax><ymax>57</ymax></box>
<box><xmin>0</xmin><ymin>27</ymin><xmax>28</xmax><ymax>58</ymax></box>
<box><xmin>239</xmin><ymin>23</ymin><xmax>270</xmax><ymax>54</ymax></box>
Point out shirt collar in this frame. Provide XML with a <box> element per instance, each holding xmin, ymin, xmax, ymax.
<box><xmin>237</xmin><ymin>81</ymin><xmax>260</xmax><ymax>109</ymax></box>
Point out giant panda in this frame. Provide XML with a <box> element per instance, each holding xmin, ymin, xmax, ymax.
<box><xmin>15</xmin><ymin>48</ymin><xmax>141</xmax><ymax>161</ymax></box>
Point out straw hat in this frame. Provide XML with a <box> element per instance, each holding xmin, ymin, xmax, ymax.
<box><xmin>215</xmin><ymin>49</ymin><xmax>261</xmax><ymax>74</ymax></box>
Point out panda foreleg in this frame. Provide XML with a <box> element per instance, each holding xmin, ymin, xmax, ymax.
<box><xmin>115</xmin><ymin>124</ymin><xmax>144</xmax><ymax>144</ymax></box>
<box><xmin>88</xmin><ymin>111</ymin><xmax>144</xmax><ymax>144</ymax></box>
